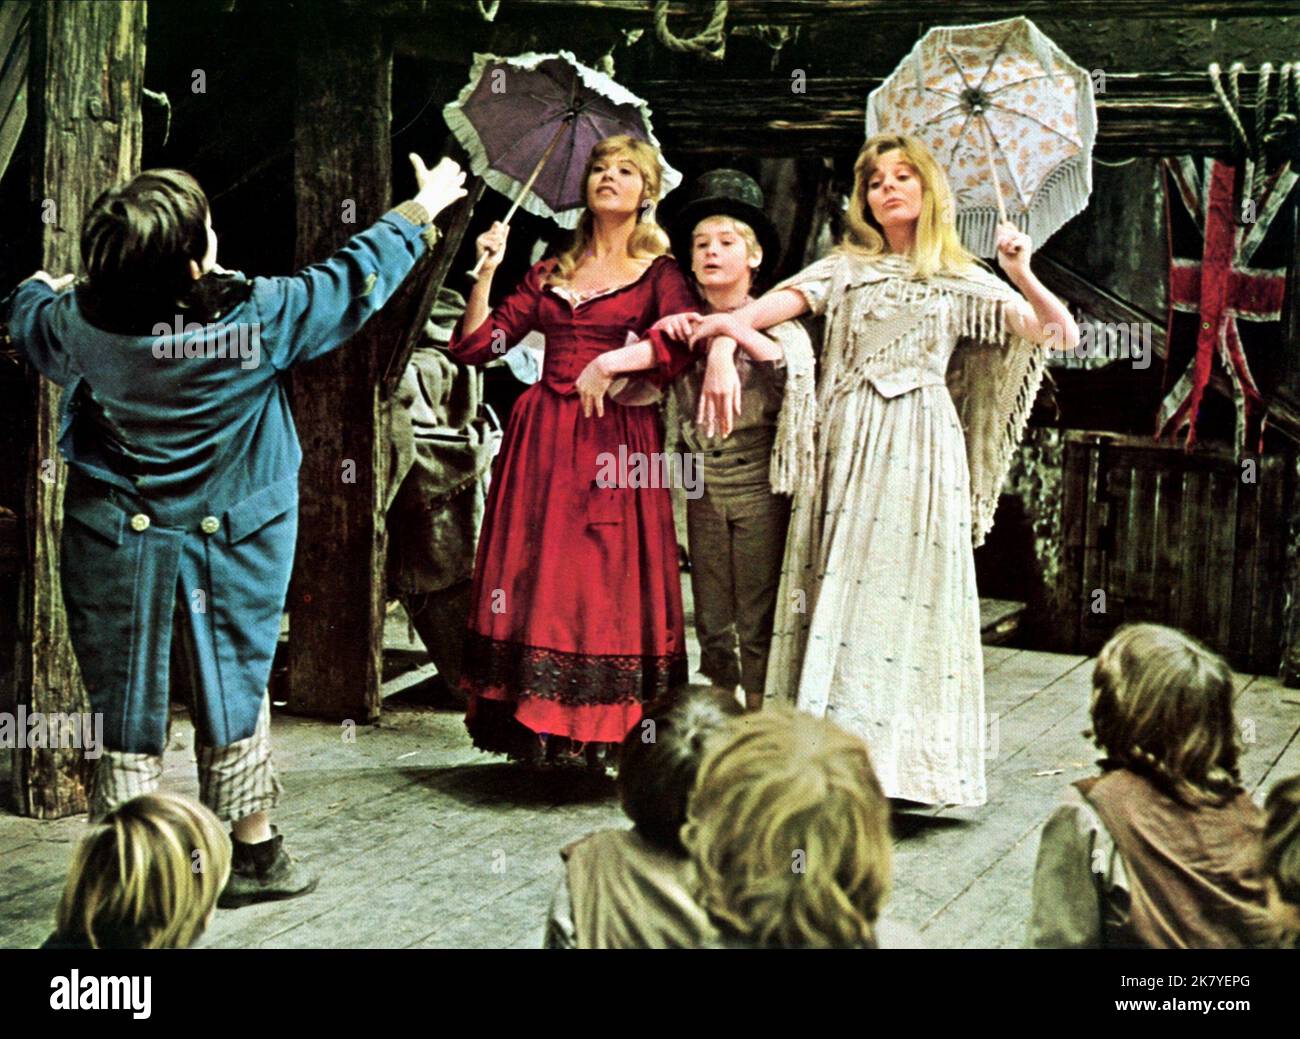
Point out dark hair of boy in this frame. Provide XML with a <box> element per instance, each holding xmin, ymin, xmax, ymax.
<box><xmin>616</xmin><ymin>686</ymin><xmax>742</xmax><ymax>855</ymax></box>
<box><xmin>77</xmin><ymin>168</ymin><xmax>226</xmax><ymax>332</ymax></box>
<box><xmin>1263</xmin><ymin>775</ymin><xmax>1300</xmax><ymax>906</ymax></box>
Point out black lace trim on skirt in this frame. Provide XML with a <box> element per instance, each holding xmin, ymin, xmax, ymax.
<box><xmin>459</xmin><ymin>630</ymin><xmax>687</xmax><ymax>707</ymax></box>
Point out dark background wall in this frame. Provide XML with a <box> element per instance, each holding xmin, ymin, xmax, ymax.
<box><xmin>3</xmin><ymin>0</ymin><xmax>1299</xmax><ymax>674</ymax></box>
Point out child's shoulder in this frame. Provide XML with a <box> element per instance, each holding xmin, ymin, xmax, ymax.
<box><xmin>559</xmin><ymin>826</ymin><xmax>635</xmax><ymax>861</ymax></box>
<box><xmin>1049</xmin><ymin>778</ymin><xmax>1109</xmax><ymax>836</ymax></box>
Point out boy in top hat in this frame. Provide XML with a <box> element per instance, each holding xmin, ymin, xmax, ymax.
<box><xmin>608</xmin><ymin>170</ymin><xmax>815</xmax><ymax>711</ymax></box>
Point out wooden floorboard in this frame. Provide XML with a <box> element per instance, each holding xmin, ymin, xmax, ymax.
<box><xmin>981</xmin><ymin>645</ymin><xmax>1020</xmax><ymax>674</ymax></box>
<box><xmin>890</xmin><ymin>653</ymin><xmax>1095</xmax><ymax>942</ymax></box>
<box><xmin>0</xmin><ymin>821</ymin><xmax>82</xmax><ymax>949</ymax></box>
<box><xmin>1239</xmin><ymin>675</ymin><xmax>1300</xmax><ymax>800</ymax></box>
<box><xmin>4</xmin><ymin>594</ymin><xmax>1298</xmax><ymax>949</ymax></box>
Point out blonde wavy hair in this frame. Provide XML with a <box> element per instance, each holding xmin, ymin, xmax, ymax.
<box><xmin>841</xmin><ymin>133</ymin><xmax>978</xmax><ymax>279</ymax></box>
<box><xmin>547</xmin><ymin>134</ymin><xmax>671</xmax><ymax>286</ymax></box>
<box><xmin>1089</xmin><ymin>623</ymin><xmax>1242</xmax><ymax>807</ymax></box>
<box><xmin>682</xmin><ymin>707</ymin><xmax>892</xmax><ymax>948</ymax></box>
<box><xmin>54</xmin><ymin>792</ymin><xmax>231</xmax><ymax>949</ymax></box>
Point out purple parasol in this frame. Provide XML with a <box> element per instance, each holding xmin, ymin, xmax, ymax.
<box><xmin>443</xmin><ymin>49</ymin><xmax>681</xmax><ymax>257</ymax></box>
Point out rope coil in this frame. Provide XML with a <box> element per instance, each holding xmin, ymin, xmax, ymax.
<box><xmin>1208</xmin><ymin>62</ymin><xmax>1252</xmax><ymax>152</ymax></box>
<box><xmin>653</xmin><ymin>0</ymin><xmax>729</xmax><ymax>62</ymax></box>
<box><xmin>1208</xmin><ymin>60</ymin><xmax>1300</xmax><ymax>204</ymax></box>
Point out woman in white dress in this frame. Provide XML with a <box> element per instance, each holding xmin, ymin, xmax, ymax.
<box><xmin>686</xmin><ymin>134</ymin><xmax>1078</xmax><ymax>806</ymax></box>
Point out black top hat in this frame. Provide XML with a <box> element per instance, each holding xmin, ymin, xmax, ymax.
<box><xmin>668</xmin><ymin>169</ymin><xmax>781</xmax><ymax>284</ymax></box>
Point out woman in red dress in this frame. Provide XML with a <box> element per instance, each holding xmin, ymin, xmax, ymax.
<box><xmin>448</xmin><ymin>135</ymin><xmax>697</xmax><ymax>765</ymax></box>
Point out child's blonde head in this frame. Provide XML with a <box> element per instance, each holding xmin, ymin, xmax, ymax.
<box><xmin>692</xmin><ymin>215</ymin><xmax>762</xmax><ymax>261</ymax></box>
<box><xmin>690</xmin><ymin>215</ymin><xmax>762</xmax><ymax>292</ymax></box>
<box><xmin>1090</xmin><ymin>623</ymin><xmax>1241</xmax><ymax>806</ymax></box>
<box><xmin>682</xmin><ymin>707</ymin><xmax>892</xmax><ymax>947</ymax></box>
<box><xmin>55</xmin><ymin>792</ymin><xmax>231</xmax><ymax>949</ymax></box>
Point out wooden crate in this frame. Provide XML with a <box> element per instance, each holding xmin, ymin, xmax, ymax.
<box><xmin>1061</xmin><ymin>431</ymin><xmax>1289</xmax><ymax>673</ymax></box>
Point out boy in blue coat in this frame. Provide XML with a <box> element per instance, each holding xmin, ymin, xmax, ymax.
<box><xmin>4</xmin><ymin>153</ymin><xmax>467</xmax><ymax>907</ymax></box>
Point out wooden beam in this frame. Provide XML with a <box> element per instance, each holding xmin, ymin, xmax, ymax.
<box><xmin>1035</xmin><ymin>253</ymin><xmax>1166</xmax><ymax>332</ymax></box>
<box><xmin>1280</xmin><ymin>194</ymin><xmax>1300</xmax><ymax>434</ymax></box>
<box><xmin>0</xmin><ymin>1</ymin><xmax>30</xmax><ymax>184</ymax></box>
<box><xmin>286</xmin><ymin>20</ymin><xmax>392</xmax><ymax>725</ymax></box>
<box><xmin>379</xmin><ymin>3</ymin><xmax>1290</xmax><ymax>159</ymax></box>
<box><xmin>380</xmin><ymin>0</ymin><xmax>1300</xmax><ymax>24</ymax></box>
<box><xmin>631</xmin><ymin>72</ymin><xmax>1274</xmax><ymax>158</ymax></box>
<box><xmin>1278</xmin><ymin>194</ymin><xmax>1300</xmax><ymax>683</ymax></box>
<box><xmin>14</xmin><ymin>1</ymin><xmax>146</xmax><ymax>817</ymax></box>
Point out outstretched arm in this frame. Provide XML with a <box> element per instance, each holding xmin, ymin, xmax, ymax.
<box><xmin>690</xmin><ymin>311</ymin><xmax>784</xmax><ymax>362</ymax></box>
<box><xmin>688</xmin><ymin>290</ymin><xmax>808</xmax><ymax>436</ymax></box>
<box><xmin>259</xmin><ymin>154</ymin><xmax>467</xmax><ymax>370</ymax></box>
<box><xmin>3</xmin><ymin>273</ymin><xmax>79</xmax><ymax>386</ymax></box>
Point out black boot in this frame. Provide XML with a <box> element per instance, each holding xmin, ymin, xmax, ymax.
<box><xmin>218</xmin><ymin>828</ymin><xmax>319</xmax><ymax>909</ymax></box>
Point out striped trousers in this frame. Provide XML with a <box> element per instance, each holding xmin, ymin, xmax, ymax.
<box><xmin>88</xmin><ymin>595</ymin><xmax>283</xmax><ymax>825</ymax></box>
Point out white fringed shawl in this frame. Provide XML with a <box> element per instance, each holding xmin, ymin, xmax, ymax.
<box><xmin>767</xmin><ymin>320</ymin><xmax>818</xmax><ymax>496</ymax></box>
<box><xmin>776</xmin><ymin>251</ymin><xmax>1045</xmax><ymax>547</ymax></box>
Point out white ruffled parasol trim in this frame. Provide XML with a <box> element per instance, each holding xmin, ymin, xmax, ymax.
<box><xmin>865</xmin><ymin>16</ymin><xmax>1096</xmax><ymax>258</ymax></box>
<box><xmin>443</xmin><ymin>50</ymin><xmax>683</xmax><ymax>230</ymax></box>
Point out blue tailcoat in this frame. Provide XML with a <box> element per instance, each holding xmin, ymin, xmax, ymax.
<box><xmin>4</xmin><ymin>211</ymin><xmax>430</xmax><ymax>753</ymax></box>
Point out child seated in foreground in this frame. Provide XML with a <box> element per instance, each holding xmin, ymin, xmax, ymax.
<box><xmin>682</xmin><ymin>706</ymin><xmax>918</xmax><ymax>948</ymax></box>
<box><xmin>43</xmin><ymin>791</ymin><xmax>231</xmax><ymax>949</ymax></box>
<box><xmin>543</xmin><ymin>686</ymin><xmax>740</xmax><ymax>948</ymax></box>
<box><xmin>1028</xmin><ymin>623</ymin><xmax>1281</xmax><ymax>948</ymax></box>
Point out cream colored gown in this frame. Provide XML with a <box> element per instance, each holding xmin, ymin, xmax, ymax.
<box><xmin>763</xmin><ymin>251</ymin><xmax>1044</xmax><ymax>807</ymax></box>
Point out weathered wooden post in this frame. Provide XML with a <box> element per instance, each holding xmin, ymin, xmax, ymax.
<box><xmin>12</xmin><ymin>0</ymin><xmax>146</xmax><ymax>817</ymax></box>
<box><xmin>286</xmin><ymin>16</ymin><xmax>395</xmax><ymax>724</ymax></box>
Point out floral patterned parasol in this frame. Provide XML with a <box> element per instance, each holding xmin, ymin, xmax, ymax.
<box><xmin>866</xmin><ymin>16</ymin><xmax>1096</xmax><ymax>258</ymax></box>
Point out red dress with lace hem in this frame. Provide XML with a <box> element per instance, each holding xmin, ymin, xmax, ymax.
<box><xmin>447</xmin><ymin>255</ymin><xmax>698</xmax><ymax>757</ymax></box>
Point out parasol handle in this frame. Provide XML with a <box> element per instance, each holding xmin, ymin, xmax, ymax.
<box><xmin>975</xmin><ymin>111</ymin><xmax>1008</xmax><ymax>227</ymax></box>
<box><xmin>468</xmin><ymin>118</ymin><xmax>571</xmax><ymax>280</ymax></box>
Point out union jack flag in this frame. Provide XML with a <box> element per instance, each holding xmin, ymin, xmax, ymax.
<box><xmin>1158</xmin><ymin>157</ymin><xmax>1297</xmax><ymax>453</ymax></box>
